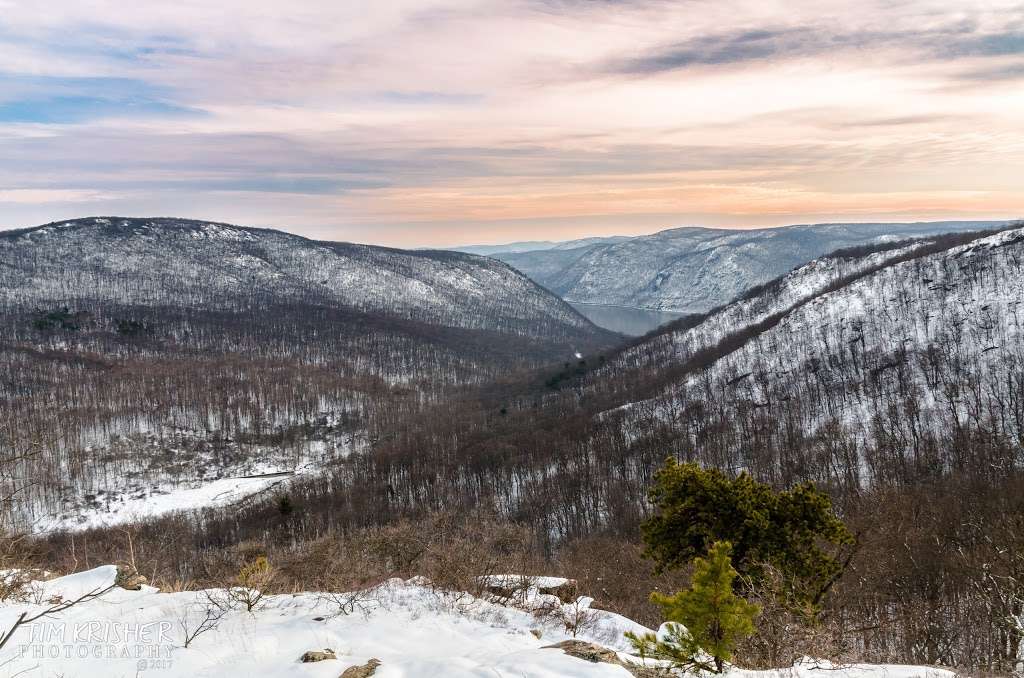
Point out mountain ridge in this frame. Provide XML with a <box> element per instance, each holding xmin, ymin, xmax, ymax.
<box><xmin>592</xmin><ymin>222</ymin><xmax>1024</xmax><ymax>485</ymax></box>
<box><xmin>479</xmin><ymin>220</ymin><xmax>1017</xmax><ymax>313</ymax></box>
<box><xmin>0</xmin><ymin>216</ymin><xmax>611</xmax><ymax>345</ymax></box>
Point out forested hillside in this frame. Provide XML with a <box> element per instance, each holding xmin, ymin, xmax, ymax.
<box><xmin>7</xmin><ymin>221</ymin><xmax>1024</xmax><ymax>674</ymax></box>
<box><xmin>0</xmin><ymin>217</ymin><xmax>616</xmax><ymax>530</ymax></box>
<box><xmin>490</xmin><ymin>221</ymin><xmax>1010</xmax><ymax>313</ymax></box>
<box><xmin>106</xmin><ymin>224</ymin><xmax>1020</xmax><ymax>673</ymax></box>
<box><xmin>2</xmin><ymin>217</ymin><xmax>599</xmax><ymax>339</ymax></box>
<box><xmin>604</xmin><ymin>226</ymin><xmax>1024</xmax><ymax>487</ymax></box>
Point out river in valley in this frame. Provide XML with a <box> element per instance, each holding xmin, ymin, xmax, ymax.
<box><xmin>569</xmin><ymin>302</ymin><xmax>684</xmax><ymax>336</ymax></box>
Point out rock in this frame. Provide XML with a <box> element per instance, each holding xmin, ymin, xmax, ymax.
<box><xmin>529</xmin><ymin>628</ymin><xmax>543</xmax><ymax>639</ymax></box>
<box><xmin>300</xmin><ymin>649</ymin><xmax>337</xmax><ymax>662</ymax></box>
<box><xmin>538</xmin><ymin>579</ymin><xmax>578</xmax><ymax>603</ymax></box>
<box><xmin>114</xmin><ymin>566</ymin><xmax>147</xmax><ymax>591</ymax></box>
<box><xmin>340</xmin><ymin>658</ymin><xmax>381</xmax><ymax>677</ymax></box>
<box><xmin>543</xmin><ymin>640</ymin><xmax>619</xmax><ymax>664</ymax></box>
<box><xmin>627</xmin><ymin>667</ymin><xmax>673</xmax><ymax>678</ymax></box>
<box><xmin>484</xmin><ymin>576</ymin><xmax>531</xmax><ymax>603</ymax></box>
<box><xmin>543</xmin><ymin>640</ymin><xmax>669</xmax><ymax>677</ymax></box>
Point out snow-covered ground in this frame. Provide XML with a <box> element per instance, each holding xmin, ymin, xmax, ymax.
<box><xmin>31</xmin><ymin>471</ymin><xmax>294</xmax><ymax>533</ymax></box>
<box><xmin>0</xmin><ymin>567</ymin><xmax>956</xmax><ymax>678</ymax></box>
<box><xmin>25</xmin><ymin>416</ymin><xmax>363</xmax><ymax>534</ymax></box>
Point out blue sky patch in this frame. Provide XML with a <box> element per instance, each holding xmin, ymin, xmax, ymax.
<box><xmin>0</xmin><ymin>77</ymin><xmax>201</xmax><ymax>124</ymax></box>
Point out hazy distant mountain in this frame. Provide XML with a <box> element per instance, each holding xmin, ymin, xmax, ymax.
<box><xmin>453</xmin><ymin>235</ymin><xmax>629</xmax><ymax>256</ymax></box>
<box><xmin>480</xmin><ymin>221</ymin><xmax>1015</xmax><ymax>312</ymax></box>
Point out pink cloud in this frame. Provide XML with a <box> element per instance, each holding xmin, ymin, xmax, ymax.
<box><xmin>0</xmin><ymin>0</ymin><xmax>1021</xmax><ymax>245</ymax></box>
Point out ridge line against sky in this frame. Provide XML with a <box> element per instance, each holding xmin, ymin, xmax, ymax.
<box><xmin>4</xmin><ymin>216</ymin><xmax>1019</xmax><ymax>252</ymax></box>
<box><xmin>0</xmin><ymin>0</ymin><xmax>1022</xmax><ymax>247</ymax></box>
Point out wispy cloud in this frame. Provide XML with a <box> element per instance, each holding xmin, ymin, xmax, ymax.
<box><xmin>0</xmin><ymin>0</ymin><xmax>1021</xmax><ymax>245</ymax></box>
<box><xmin>611</xmin><ymin>20</ymin><xmax>1024</xmax><ymax>74</ymax></box>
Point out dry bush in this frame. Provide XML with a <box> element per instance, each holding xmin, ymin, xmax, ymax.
<box><xmin>177</xmin><ymin>593</ymin><xmax>230</xmax><ymax>649</ymax></box>
<box><xmin>532</xmin><ymin>596</ymin><xmax>599</xmax><ymax>638</ymax></box>
<box><xmin>367</xmin><ymin>511</ymin><xmax>544</xmax><ymax>598</ymax></box>
<box><xmin>227</xmin><ymin>556</ymin><xmax>275</xmax><ymax>612</ymax></box>
<box><xmin>303</xmin><ymin>535</ymin><xmax>391</xmax><ymax>617</ymax></box>
<box><xmin>553</xmin><ymin>535</ymin><xmax>689</xmax><ymax>628</ymax></box>
<box><xmin>734</xmin><ymin>566</ymin><xmax>851</xmax><ymax>669</ymax></box>
<box><xmin>418</xmin><ymin>514</ymin><xmax>541</xmax><ymax>598</ymax></box>
<box><xmin>482</xmin><ymin>574</ymin><xmax>535</xmax><ymax>607</ymax></box>
<box><xmin>0</xmin><ymin>567</ymin><xmax>33</xmax><ymax>604</ymax></box>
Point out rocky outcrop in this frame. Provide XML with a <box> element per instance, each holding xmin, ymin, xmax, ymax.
<box><xmin>300</xmin><ymin>649</ymin><xmax>337</xmax><ymax>662</ymax></box>
<box><xmin>484</xmin><ymin>575</ymin><xmax>579</xmax><ymax>604</ymax></box>
<box><xmin>538</xmin><ymin>579</ymin><xmax>578</xmax><ymax>603</ymax></box>
<box><xmin>340</xmin><ymin>658</ymin><xmax>381</xmax><ymax>677</ymax></box>
<box><xmin>544</xmin><ymin>640</ymin><xmax>619</xmax><ymax>663</ymax></box>
<box><xmin>543</xmin><ymin>640</ymin><xmax>668</xmax><ymax>677</ymax></box>
<box><xmin>114</xmin><ymin>566</ymin><xmax>147</xmax><ymax>591</ymax></box>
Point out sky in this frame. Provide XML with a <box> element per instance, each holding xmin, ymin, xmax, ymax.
<box><xmin>0</xmin><ymin>0</ymin><xmax>1022</xmax><ymax>247</ymax></box>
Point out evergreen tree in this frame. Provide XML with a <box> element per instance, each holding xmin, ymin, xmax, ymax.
<box><xmin>641</xmin><ymin>459</ymin><xmax>854</xmax><ymax>609</ymax></box>
<box><xmin>627</xmin><ymin>541</ymin><xmax>760</xmax><ymax>673</ymax></box>
<box><xmin>275</xmin><ymin>493</ymin><xmax>294</xmax><ymax>517</ymax></box>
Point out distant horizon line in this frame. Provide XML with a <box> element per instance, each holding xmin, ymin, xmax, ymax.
<box><xmin>2</xmin><ymin>214</ymin><xmax>1021</xmax><ymax>252</ymax></box>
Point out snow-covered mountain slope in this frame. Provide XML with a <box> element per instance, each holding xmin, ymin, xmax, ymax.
<box><xmin>0</xmin><ymin>217</ymin><xmax>603</xmax><ymax>343</ymax></box>
<box><xmin>614</xmin><ymin>239</ymin><xmax>932</xmax><ymax>368</ymax></box>
<box><xmin>1</xmin><ymin>566</ymin><xmax>953</xmax><ymax>678</ymax></box>
<box><xmin>601</xmin><ymin>225</ymin><xmax>1024</xmax><ymax>486</ymax></box>
<box><xmin>491</xmin><ymin>221</ymin><xmax>1013</xmax><ymax>313</ymax></box>
<box><xmin>0</xmin><ymin>217</ymin><xmax>622</xmax><ymax>534</ymax></box>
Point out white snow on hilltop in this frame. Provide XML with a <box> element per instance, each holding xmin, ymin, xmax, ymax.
<box><xmin>0</xmin><ymin>567</ymin><xmax>956</xmax><ymax>678</ymax></box>
<box><xmin>0</xmin><ymin>217</ymin><xmax>597</xmax><ymax>340</ymax></box>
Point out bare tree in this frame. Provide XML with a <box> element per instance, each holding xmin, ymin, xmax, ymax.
<box><xmin>177</xmin><ymin>593</ymin><xmax>230</xmax><ymax>649</ymax></box>
<box><xmin>0</xmin><ymin>581</ymin><xmax>116</xmax><ymax>652</ymax></box>
<box><xmin>0</xmin><ymin>428</ymin><xmax>115</xmax><ymax>654</ymax></box>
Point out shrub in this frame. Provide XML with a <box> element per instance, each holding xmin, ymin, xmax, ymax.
<box><xmin>228</xmin><ymin>556</ymin><xmax>275</xmax><ymax>612</ymax></box>
<box><xmin>641</xmin><ymin>459</ymin><xmax>854</xmax><ymax>610</ymax></box>
<box><xmin>627</xmin><ymin>541</ymin><xmax>760</xmax><ymax>673</ymax></box>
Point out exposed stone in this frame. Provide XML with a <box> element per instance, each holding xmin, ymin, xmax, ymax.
<box><xmin>538</xmin><ymin>579</ymin><xmax>578</xmax><ymax>603</ymax></box>
<box><xmin>543</xmin><ymin>640</ymin><xmax>670</xmax><ymax>677</ymax></box>
<box><xmin>114</xmin><ymin>566</ymin><xmax>147</xmax><ymax>591</ymax></box>
<box><xmin>300</xmin><ymin>649</ymin><xmax>337</xmax><ymax>663</ymax></box>
<box><xmin>339</xmin><ymin>658</ymin><xmax>381</xmax><ymax>677</ymax></box>
<box><xmin>543</xmin><ymin>640</ymin><xmax>619</xmax><ymax>664</ymax></box>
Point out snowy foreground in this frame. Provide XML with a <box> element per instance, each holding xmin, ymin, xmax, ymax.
<box><xmin>1</xmin><ymin>567</ymin><xmax>954</xmax><ymax>678</ymax></box>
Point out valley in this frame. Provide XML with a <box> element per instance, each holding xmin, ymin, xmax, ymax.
<box><xmin>2</xmin><ymin>217</ymin><xmax>1023</xmax><ymax>676</ymax></box>
<box><xmin>568</xmin><ymin>303</ymin><xmax>684</xmax><ymax>336</ymax></box>
<box><xmin>5</xmin><ymin>2</ymin><xmax>1023</xmax><ymax>675</ymax></box>
<box><xmin>0</xmin><ymin>217</ymin><xmax>618</xmax><ymax>532</ymax></box>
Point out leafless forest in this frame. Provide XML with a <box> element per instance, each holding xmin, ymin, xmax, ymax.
<box><xmin>3</xmin><ymin>220</ymin><xmax>1023</xmax><ymax>674</ymax></box>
